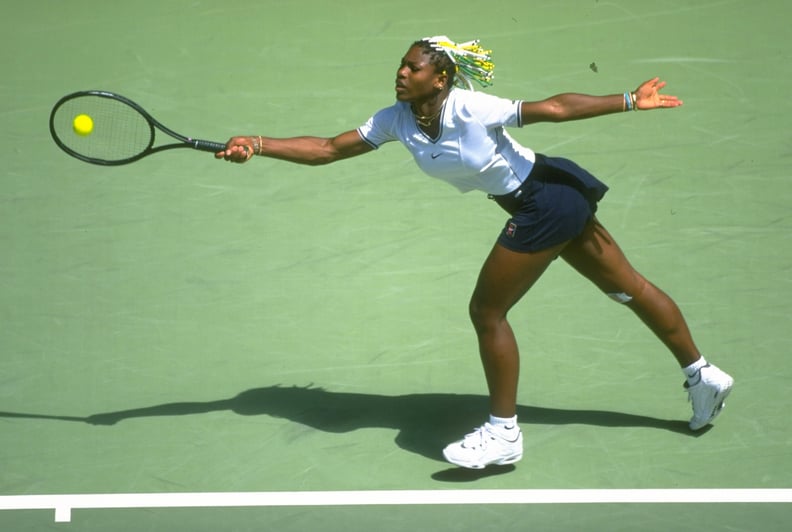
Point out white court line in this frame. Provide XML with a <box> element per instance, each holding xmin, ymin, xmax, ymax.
<box><xmin>1</xmin><ymin>489</ymin><xmax>791</xmax><ymax>523</ymax></box>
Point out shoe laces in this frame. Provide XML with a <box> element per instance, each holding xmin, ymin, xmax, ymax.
<box><xmin>461</xmin><ymin>423</ymin><xmax>498</xmax><ymax>450</ymax></box>
<box><xmin>685</xmin><ymin>382</ymin><xmax>702</xmax><ymax>405</ymax></box>
<box><xmin>684</xmin><ymin>367</ymin><xmax>706</xmax><ymax>401</ymax></box>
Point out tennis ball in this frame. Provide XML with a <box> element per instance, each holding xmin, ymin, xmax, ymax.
<box><xmin>73</xmin><ymin>114</ymin><xmax>94</xmax><ymax>136</ymax></box>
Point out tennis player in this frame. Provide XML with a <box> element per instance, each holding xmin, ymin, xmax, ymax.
<box><xmin>216</xmin><ymin>37</ymin><xmax>734</xmax><ymax>469</ymax></box>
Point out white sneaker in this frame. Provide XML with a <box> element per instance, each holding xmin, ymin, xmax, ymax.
<box><xmin>442</xmin><ymin>422</ymin><xmax>523</xmax><ymax>469</ymax></box>
<box><xmin>685</xmin><ymin>363</ymin><xmax>734</xmax><ymax>431</ymax></box>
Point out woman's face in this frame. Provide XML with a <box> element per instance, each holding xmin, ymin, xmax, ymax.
<box><xmin>394</xmin><ymin>45</ymin><xmax>446</xmax><ymax>103</ymax></box>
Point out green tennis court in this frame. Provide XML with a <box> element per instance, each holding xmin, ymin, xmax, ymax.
<box><xmin>2</xmin><ymin>1</ymin><xmax>790</xmax><ymax>530</ymax></box>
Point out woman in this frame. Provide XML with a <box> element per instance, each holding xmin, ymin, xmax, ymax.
<box><xmin>216</xmin><ymin>36</ymin><xmax>733</xmax><ymax>470</ymax></box>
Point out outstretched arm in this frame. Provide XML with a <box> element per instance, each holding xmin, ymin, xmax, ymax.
<box><xmin>215</xmin><ymin>129</ymin><xmax>374</xmax><ymax>165</ymax></box>
<box><xmin>520</xmin><ymin>77</ymin><xmax>682</xmax><ymax>125</ymax></box>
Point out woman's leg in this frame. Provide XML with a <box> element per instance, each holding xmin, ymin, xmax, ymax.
<box><xmin>469</xmin><ymin>240</ymin><xmax>568</xmax><ymax>417</ymax></box>
<box><xmin>559</xmin><ymin>217</ymin><xmax>733</xmax><ymax>431</ymax></box>
<box><xmin>443</xmin><ymin>240</ymin><xmax>567</xmax><ymax>469</ymax></box>
<box><xmin>560</xmin><ymin>217</ymin><xmax>701</xmax><ymax>367</ymax></box>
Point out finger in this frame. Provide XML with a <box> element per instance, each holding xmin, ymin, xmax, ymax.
<box><xmin>658</xmin><ymin>95</ymin><xmax>683</xmax><ymax>108</ymax></box>
<box><xmin>641</xmin><ymin>76</ymin><xmax>660</xmax><ymax>89</ymax></box>
<box><xmin>225</xmin><ymin>145</ymin><xmax>250</xmax><ymax>163</ymax></box>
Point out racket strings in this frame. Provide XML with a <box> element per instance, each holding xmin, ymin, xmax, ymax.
<box><xmin>51</xmin><ymin>95</ymin><xmax>154</xmax><ymax>163</ymax></box>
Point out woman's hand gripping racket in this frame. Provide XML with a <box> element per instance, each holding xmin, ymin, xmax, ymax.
<box><xmin>49</xmin><ymin>90</ymin><xmax>229</xmax><ymax>166</ymax></box>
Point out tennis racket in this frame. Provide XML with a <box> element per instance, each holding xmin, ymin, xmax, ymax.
<box><xmin>49</xmin><ymin>90</ymin><xmax>228</xmax><ymax>166</ymax></box>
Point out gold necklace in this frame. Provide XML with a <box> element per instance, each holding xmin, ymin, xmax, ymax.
<box><xmin>412</xmin><ymin>106</ymin><xmax>442</xmax><ymax>127</ymax></box>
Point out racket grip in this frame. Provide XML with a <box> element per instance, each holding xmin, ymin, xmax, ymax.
<box><xmin>190</xmin><ymin>139</ymin><xmax>228</xmax><ymax>152</ymax></box>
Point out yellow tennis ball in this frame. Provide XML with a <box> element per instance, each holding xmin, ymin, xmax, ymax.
<box><xmin>73</xmin><ymin>114</ymin><xmax>94</xmax><ymax>136</ymax></box>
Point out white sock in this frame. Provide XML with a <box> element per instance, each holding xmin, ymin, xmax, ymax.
<box><xmin>489</xmin><ymin>414</ymin><xmax>518</xmax><ymax>432</ymax></box>
<box><xmin>683</xmin><ymin>357</ymin><xmax>708</xmax><ymax>383</ymax></box>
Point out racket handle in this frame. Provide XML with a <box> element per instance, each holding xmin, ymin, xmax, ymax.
<box><xmin>190</xmin><ymin>139</ymin><xmax>228</xmax><ymax>152</ymax></box>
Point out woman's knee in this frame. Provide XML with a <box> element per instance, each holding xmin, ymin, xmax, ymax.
<box><xmin>468</xmin><ymin>295</ymin><xmax>505</xmax><ymax>333</ymax></box>
<box><xmin>604</xmin><ymin>271</ymin><xmax>649</xmax><ymax>305</ymax></box>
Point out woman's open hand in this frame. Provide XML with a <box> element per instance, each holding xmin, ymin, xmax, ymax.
<box><xmin>634</xmin><ymin>77</ymin><xmax>683</xmax><ymax>110</ymax></box>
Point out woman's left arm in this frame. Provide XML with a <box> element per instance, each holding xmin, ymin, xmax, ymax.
<box><xmin>520</xmin><ymin>77</ymin><xmax>682</xmax><ymax>125</ymax></box>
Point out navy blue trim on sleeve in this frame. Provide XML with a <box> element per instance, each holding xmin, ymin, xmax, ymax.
<box><xmin>356</xmin><ymin>128</ymin><xmax>380</xmax><ymax>150</ymax></box>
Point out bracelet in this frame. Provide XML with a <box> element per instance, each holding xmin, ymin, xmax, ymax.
<box><xmin>252</xmin><ymin>135</ymin><xmax>262</xmax><ymax>155</ymax></box>
<box><xmin>623</xmin><ymin>91</ymin><xmax>633</xmax><ymax>112</ymax></box>
<box><xmin>630</xmin><ymin>92</ymin><xmax>638</xmax><ymax>111</ymax></box>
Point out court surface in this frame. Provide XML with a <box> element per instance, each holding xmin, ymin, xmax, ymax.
<box><xmin>1</xmin><ymin>1</ymin><xmax>791</xmax><ymax>530</ymax></box>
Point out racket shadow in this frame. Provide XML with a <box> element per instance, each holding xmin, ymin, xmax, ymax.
<box><xmin>1</xmin><ymin>384</ymin><xmax>698</xmax><ymax>464</ymax></box>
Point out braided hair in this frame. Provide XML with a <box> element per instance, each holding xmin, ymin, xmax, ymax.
<box><xmin>414</xmin><ymin>36</ymin><xmax>495</xmax><ymax>90</ymax></box>
<box><xmin>411</xmin><ymin>39</ymin><xmax>458</xmax><ymax>89</ymax></box>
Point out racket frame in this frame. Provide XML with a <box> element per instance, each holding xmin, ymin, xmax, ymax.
<box><xmin>49</xmin><ymin>90</ymin><xmax>227</xmax><ymax>166</ymax></box>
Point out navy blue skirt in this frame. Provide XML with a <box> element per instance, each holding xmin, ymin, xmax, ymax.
<box><xmin>491</xmin><ymin>154</ymin><xmax>608</xmax><ymax>253</ymax></box>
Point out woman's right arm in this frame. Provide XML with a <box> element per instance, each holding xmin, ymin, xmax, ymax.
<box><xmin>215</xmin><ymin>129</ymin><xmax>374</xmax><ymax>165</ymax></box>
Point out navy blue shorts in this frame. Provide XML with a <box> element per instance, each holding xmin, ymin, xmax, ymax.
<box><xmin>491</xmin><ymin>154</ymin><xmax>608</xmax><ymax>253</ymax></box>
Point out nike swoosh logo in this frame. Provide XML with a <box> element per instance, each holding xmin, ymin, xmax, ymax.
<box><xmin>431</xmin><ymin>153</ymin><xmax>442</xmax><ymax>159</ymax></box>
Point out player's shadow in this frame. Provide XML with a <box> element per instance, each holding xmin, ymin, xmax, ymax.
<box><xmin>0</xmin><ymin>384</ymin><xmax>699</xmax><ymax>480</ymax></box>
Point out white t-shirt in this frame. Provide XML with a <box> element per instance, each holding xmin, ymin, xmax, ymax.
<box><xmin>357</xmin><ymin>89</ymin><xmax>536</xmax><ymax>195</ymax></box>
